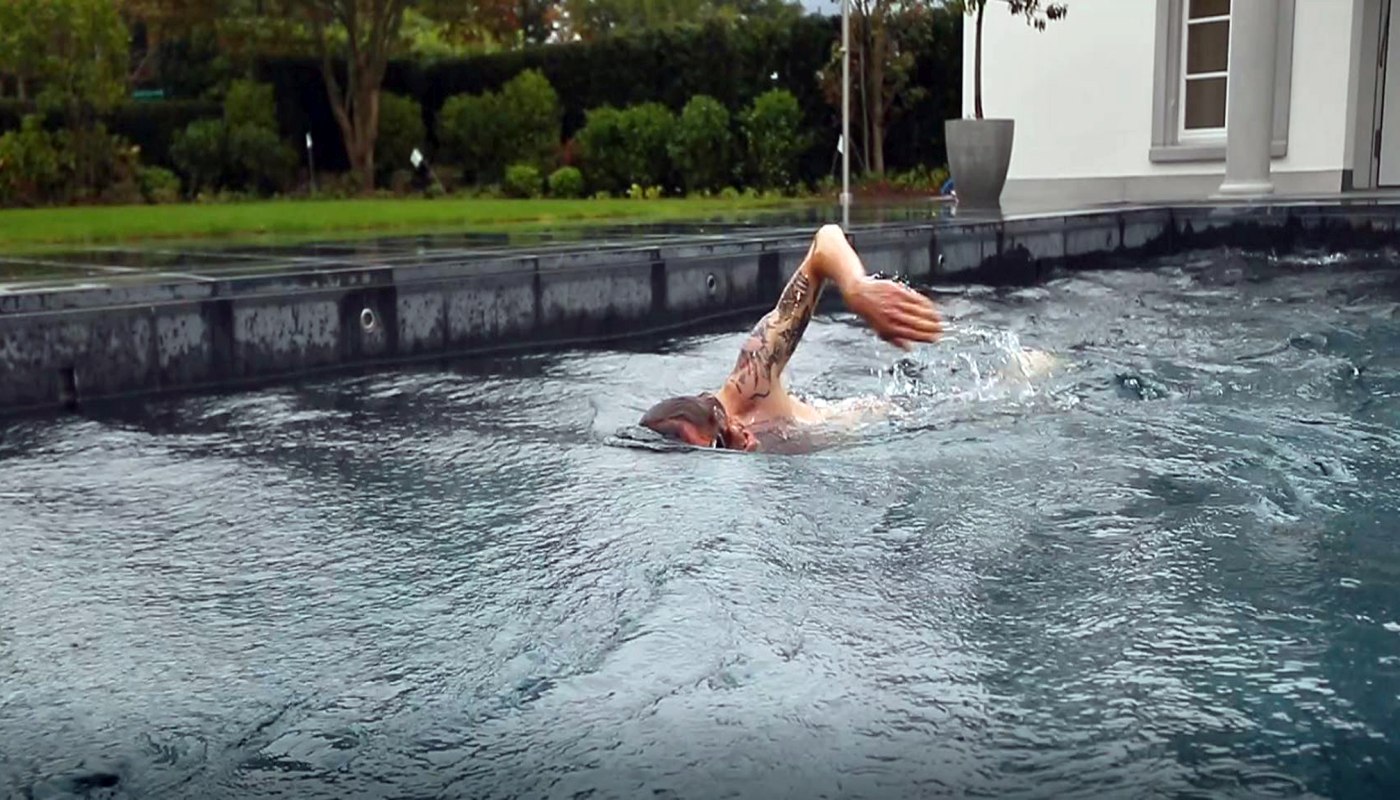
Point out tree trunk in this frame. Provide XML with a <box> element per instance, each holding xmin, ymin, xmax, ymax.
<box><xmin>869</xmin><ymin>18</ymin><xmax>886</xmax><ymax>176</ymax></box>
<box><xmin>974</xmin><ymin>1</ymin><xmax>984</xmax><ymax>119</ymax></box>
<box><xmin>858</xmin><ymin>16</ymin><xmax>871</xmax><ymax>175</ymax></box>
<box><xmin>350</xmin><ymin>79</ymin><xmax>380</xmax><ymax>193</ymax></box>
<box><xmin>320</xmin><ymin>61</ymin><xmax>383</xmax><ymax>195</ymax></box>
<box><xmin>17</xmin><ymin>76</ymin><xmax>27</xmax><ymax>101</ymax></box>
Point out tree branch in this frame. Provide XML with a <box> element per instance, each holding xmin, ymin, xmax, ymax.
<box><xmin>310</xmin><ymin>9</ymin><xmax>353</xmax><ymax>141</ymax></box>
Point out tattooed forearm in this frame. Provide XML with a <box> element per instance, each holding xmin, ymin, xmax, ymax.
<box><xmin>723</xmin><ymin>266</ymin><xmax>824</xmax><ymax>401</ymax></box>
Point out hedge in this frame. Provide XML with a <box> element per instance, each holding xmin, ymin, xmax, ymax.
<box><xmin>0</xmin><ymin>99</ymin><xmax>221</xmax><ymax>169</ymax></box>
<box><xmin>250</xmin><ymin>13</ymin><xmax>961</xmax><ymax>184</ymax></box>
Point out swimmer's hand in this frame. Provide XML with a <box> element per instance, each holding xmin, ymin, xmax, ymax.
<box><xmin>843</xmin><ymin>278</ymin><xmax>944</xmax><ymax>351</ymax></box>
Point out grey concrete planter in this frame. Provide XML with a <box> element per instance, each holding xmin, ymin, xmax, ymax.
<box><xmin>946</xmin><ymin>118</ymin><xmax>1015</xmax><ymax>210</ymax></box>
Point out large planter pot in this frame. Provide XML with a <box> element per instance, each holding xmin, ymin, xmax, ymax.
<box><xmin>945</xmin><ymin>118</ymin><xmax>1015</xmax><ymax>210</ymax></box>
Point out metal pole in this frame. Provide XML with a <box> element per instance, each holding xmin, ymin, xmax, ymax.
<box><xmin>841</xmin><ymin>0</ymin><xmax>851</xmax><ymax>229</ymax></box>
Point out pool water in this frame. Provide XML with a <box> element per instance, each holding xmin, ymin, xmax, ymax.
<box><xmin>3</xmin><ymin>248</ymin><xmax>1400</xmax><ymax>799</ymax></box>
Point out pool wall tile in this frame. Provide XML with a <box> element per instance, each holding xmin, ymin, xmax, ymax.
<box><xmin>230</xmin><ymin>298</ymin><xmax>341</xmax><ymax>378</ymax></box>
<box><xmin>444</xmin><ymin>271</ymin><xmax>536</xmax><ymax>347</ymax></box>
<box><xmin>10</xmin><ymin>201</ymin><xmax>1400</xmax><ymax>415</ymax></box>
<box><xmin>398</xmin><ymin>290</ymin><xmax>445</xmax><ymax>354</ymax></box>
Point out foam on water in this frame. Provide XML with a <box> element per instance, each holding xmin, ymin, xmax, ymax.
<box><xmin>3</xmin><ymin>250</ymin><xmax>1400</xmax><ymax>799</ymax></box>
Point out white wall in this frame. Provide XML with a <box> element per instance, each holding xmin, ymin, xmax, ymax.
<box><xmin>962</xmin><ymin>0</ymin><xmax>1354</xmax><ymax>185</ymax></box>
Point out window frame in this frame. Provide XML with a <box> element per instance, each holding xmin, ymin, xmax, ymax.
<box><xmin>1151</xmin><ymin>0</ymin><xmax>1295</xmax><ymax>162</ymax></box>
<box><xmin>1179</xmin><ymin>4</ymin><xmax>1231</xmax><ymax>138</ymax></box>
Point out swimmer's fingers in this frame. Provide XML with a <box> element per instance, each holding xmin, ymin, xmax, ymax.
<box><xmin>889</xmin><ymin>306</ymin><xmax>942</xmax><ymax>343</ymax></box>
<box><xmin>895</xmin><ymin>299</ymin><xmax>943</xmax><ymax>337</ymax></box>
<box><xmin>893</xmin><ymin>288</ymin><xmax>944</xmax><ymax>338</ymax></box>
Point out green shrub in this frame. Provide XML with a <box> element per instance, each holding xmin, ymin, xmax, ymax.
<box><xmin>227</xmin><ymin>123</ymin><xmax>297</xmax><ymax>194</ymax></box>
<box><xmin>547</xmin><ymin>166</ymin><xmax>584</xmax><ymax>198</ymax></box>
<box><xmin>669</xmin><ymin>95</ymin><xmax>732</xmax><ymax>194</ymax></box>
<box><xmin>576</xmin><ymin>102</ymin><xmax>676</xmax><ymax>194</ymax></box>
<box><xmin>59</xmin><ymin>126</ymin><xmax>141</xmax><ymax>205</ymax></box>
<box><xmin>436</xmin><ymin>70</ymin><xmax>561</xmax><ymax>184</ymax></box>
<box><xmin>498</xmin><ymin>69</ymin><xmax>561</xmax><ymax>172</ymax></box>
<box><xmin>223</xmin><ymin>79</ymin><xmax>279</xmax><ymax>132</ymax></box>
<box><xmin>575</xmin><ymin>106</ymin><xmax>630</xmax><ymax>194</ymax></box>
<box><xmin>503</xmin><ymin>163</ymin><xmax>542</xmax><ymax>198</ymax></box>
<box><xmin>620</xmin><ymin>102</ymin><xmax>676</xmax><ymax>191</ymax></box>
<box><xmin>138</xmin><ymin>165</ymin><xmax>182</xmax><ymax>204</ymax></box>
<box><xmin>0</xmin><ymin>115</ymin><xmax>65</xmax><ymax>207</ymax></box>
<box><xmin>170</xmin><ymin>118</ymin><xmax>227</xmax><ymax>194</ymax></box>
<box><xmin>741</xmin><ymin>89</ymin><xmax>809</xmax><ymax>191</ymax></box>
<box><xmin>436</xmin><ymin>91</ymin><xmax>505</xmax><ymax>183</ymax></box>
<box><xmin>718</xmin><ymin>186</ymin><xmax>740</xmax><ymax>200</ymax></box>
<box><xmin>375</xmin><ymin>92</ymin><xmax>425</xmax><ymax>180</ymax></box>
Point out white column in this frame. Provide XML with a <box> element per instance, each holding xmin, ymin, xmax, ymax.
<box><xmin>1216</xmin><ymin>0</ymin><xmax>1281</xmax><ymax>196</ymax></box>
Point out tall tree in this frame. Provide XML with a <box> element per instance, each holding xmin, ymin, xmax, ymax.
<box><xmin>282</xmin><ymin>0</ymin><xmax>411</xmax><ymax>192</ymax></box>
<box><xmin>560</xmin><ymin>0</ymin><xmax>800</xmax><ymax>41</ymax></box>
<box><xmin>819</xmin><ymin>1</ymin><xmax>937</xmax><ymax>176</ymax></box>
<box><xmin>0</xmin><ymin>0</ymin><xmax>129</xmax><ymax>114</ymax></box>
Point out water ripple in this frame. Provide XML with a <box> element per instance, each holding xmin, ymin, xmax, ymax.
<box><xmin>3</xmin><ymin>252</ymin><xmax>1400</xmax><ymax>798</ymax></box>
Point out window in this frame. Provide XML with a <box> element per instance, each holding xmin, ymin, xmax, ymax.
<box><xmin>1182</xmin><ymin>0</ymin><xmax>1230</xmax><ymax>134</ymax></box>
<box><xmin>1151</xmin><ymin>0</ymin><xmax>1294</xmax><ymax>162</ymax></box>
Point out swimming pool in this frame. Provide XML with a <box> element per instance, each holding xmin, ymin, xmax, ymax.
<box><xmin>2</xmin><ymin>247</ymin><xmax>1398</xmax><ymax>799</ymax></box>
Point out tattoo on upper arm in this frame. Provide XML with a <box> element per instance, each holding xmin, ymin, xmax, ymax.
<box><xmin>724</xmin><ymin>267</ymin><xmax>823</xmax><ymax>400</ymax></box>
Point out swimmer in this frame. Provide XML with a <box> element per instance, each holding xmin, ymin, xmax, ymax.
<box><xmin>639</xmin><ymin>224</ymin><xmax>944</xmax><ymax>451</ymax></box>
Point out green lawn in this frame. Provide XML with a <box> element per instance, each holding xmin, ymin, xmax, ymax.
<box><xmin>0</xmin><ymin>196</ymin><xmax>819</xmax><ymax>253</ymax></box>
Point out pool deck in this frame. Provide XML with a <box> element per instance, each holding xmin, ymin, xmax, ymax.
<box><xmin>5</xmin><ymin>193</ymin><xmax>1400</xmax><ymax>417</ymax></box>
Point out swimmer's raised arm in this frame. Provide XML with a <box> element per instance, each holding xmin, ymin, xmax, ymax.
<box><xmin>720</xmin><ymin>224</ymin><xmax>943</xmax><ymax>410</ymax></box>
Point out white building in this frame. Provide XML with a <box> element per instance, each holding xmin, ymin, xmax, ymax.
<box><xmin>964</xmin><ymin>0</ymin><xmax>1400</xmax><ymax>204</ymax></box>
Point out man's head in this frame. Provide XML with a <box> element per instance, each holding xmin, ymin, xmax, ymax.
<box><xmin>640</xmin><ymin>393</ymin><xmax>757</xmax><ymax>451</ymax></box>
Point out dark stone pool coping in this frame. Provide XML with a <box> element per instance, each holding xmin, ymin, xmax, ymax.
<box><xmin>3</xmin><ymin>199</ymin><xmax>1399</xmax><ymax>417</ymax></box>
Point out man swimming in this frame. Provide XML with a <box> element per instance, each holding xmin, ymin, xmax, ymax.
<box><xmin>639</xmin><ymin>224</ymin><xmax>944</xmax><ymax>451</ymax></box>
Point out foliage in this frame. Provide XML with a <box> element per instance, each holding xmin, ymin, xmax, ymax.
<box><xmin>58</xmin><ymin>125</ymin><xmax>142</xmax><ymax>204</ymax></box>
<box><xmin>503</xmin><ymin>163</ymin><xmax>543</xmax><ymax>198</ymax></box>
<box><xmin>0</xmin><ymin>0</ymin><xmax>129</xmax><ymax>118</ymax></box>
<box><xmin>400</xmin><ymin>8</ymin><xmax>488</xmax><ymax>61</ymax></box>
<box><xmin>498</xmin><ymin>69</ymin><xmax>562</xmax><ymax>173</ymax></box>
<box><xmin>1</xmin><ymin>99</ymin><xmax>221</xmax><ymax>169</ymax></box>
<box><xmin>561</xmin><ymin>0</ymin><xmax>803</xmax><ymax>41</ymax></box>
<box><xmin>0</xmin><ymin>115</ymin><xmax>65</xmax><ymax>206</ymax></box>
<box><xmin>817</xmin><ymin>1</ymin><xmax>934</xmax><ymax>176</ymax></box>
<box><xmin>255</xmin><ymin>15</ymin><xmax>870</xmax><ymax>179</ymax></box>
<box><xmin>170</xmin><ymin>118</ymin><xmax>228</xmax><ymax>195</ymax></box>
<box><xmin>574</xmin><ymin>106</ymin><xmax>630</xmax><ymax>194</ymax></box>
<box><xmin>619</xmin><ymin>102</ymin><xmax>676</xmax><ymax>191</ymax></box>
<box><xmin>574</xmin><ymin>101</ymin><xmax>677</xmax><ymax>191</ymax></box>
<box><xmin>138</xmin><ymin>165</ymin><xmax>183</xmax><ymax>204</ymax></box>
<box><xmin>301</xmin><ymin>0</ymin><xmax>415</xmax><ymax>191</ymax></box>
<box><xmin>668</xmin><ymin>94</ymin><xmax>732</xmax><ymax>194</ymax></box>
<box><xmin>223</xmin><ymin>79</ymin><xmax>280</xmax><ymax>132</ymax></box>
<box><xmin>169</xmin><ymin>78</ymin><xmax>295</xmax><ymax>196</ymax></box>
<box><xmin>419</xmin><ymin>0</ymin><xmax>559</xmax><ymax>49</ymax></box>
<box><xmin>227</xmin><ymin>122</ymin><xmax>297</xmax><ymax>194</ymax></box>
<box><xmin>740</xmin><ymin>89</ymin><xmax>807</xmax><ymax>190</ymax></box>
<box><xmin>433</xmin><ymin>70</ymin><xmax>560</xmax><ymax>182</ymax></box>
<box><xmin>566</xmin><ymin>100</ymin><xmax>675</xmax><ymax>192</ymax></box>
<box><xmin>0</xmin><ymin>113</ymin><xmax>141</xmax><ymax>206</ymax></box>
<box><xmin>435</xmin><ymin>91</ymin><xmax>505</xmax><ymax>182</ymax></box>
<box><xmin>374</xmin><ymin>92</ymin><xmax>426</xmax><ymax>178</ymax></box>
<box><xmin>547</xmin><ymin>165</ymin><xmax>584</xmax><ymax>198</ymax></box>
